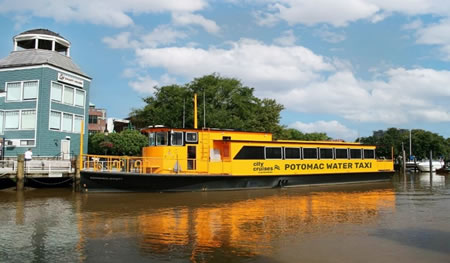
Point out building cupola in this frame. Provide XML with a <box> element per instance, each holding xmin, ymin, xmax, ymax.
<box><xmin>13</xmin><ymin>29</ymin><xmax>71</xmax><ymax>57</ymax></box>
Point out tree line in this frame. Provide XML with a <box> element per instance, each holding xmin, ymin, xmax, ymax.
<box><xmin>88</xmin><ymin>74</ymin><xmax>449</xmax><ymax>158</ymax></box>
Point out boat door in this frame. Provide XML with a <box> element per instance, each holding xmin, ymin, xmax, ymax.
<box><xmin>61</xmin><ymin>139</ymin><xmax>71</xmax><ymax>160</ymax></box>
<box><xmin>187</xmin><ymin>145</ymin><xmax>196</xmax><ymax>170</ymax></box>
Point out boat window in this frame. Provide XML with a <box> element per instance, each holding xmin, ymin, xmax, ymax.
<box><xmin>155</xmin><ymin>132</ymin><xmax>168</xmax><ymax>146</ymax></box>
<box><xmin>303</xmin><ymin>148</ymin><xmax>318</xmax><ymax>159</ymax></box>
<box><xmin>350</xmin><ymin>149</ymin><xmax>362</xmax><ymax>159</ymax></box>
<box><xmin>363</xmin><ymin>149</ymin><xmax>375</xmax><ymax>159</ymax></box>
<box><xmin>335</xmin><ymin>148</ymin><xmax>348</xmax><ymax>159</ymax></box>
<box><xmin>171</xmin><ymin>131</ymin><xmax>183</xmax><ymax>146</ymax></box>
<box><xmin>265</xmin><ymin>147</ymin><xmax>282</xmax><ymax>159</ymax></box>
<box><xmin>186</xmin><ymin>132</ymin><xmax>198</xmax><ymax>143</ymax></box>
<box><xmin>234</xmin><ymin>146</ymin><xmax>265</xmax><ymax>160</ymax></box>
<box><xmin>320</xmin><ymin>148</ymin><xmax>333</xmax><ymax>159</ymax></box>
<box><xmin>285</xmin><ymin>147</ymin><xmax>301</xmax><ymax>159</ymax></box>
<box><xmin>149</xmin><ymin>132</ymin><xmax>156</xmax><ymax>146</ymax></box>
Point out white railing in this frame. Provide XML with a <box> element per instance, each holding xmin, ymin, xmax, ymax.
<box><xmin>24</xmin><ymin>160</ymin><xmax>74</xmax><ymax>174</ymax></box>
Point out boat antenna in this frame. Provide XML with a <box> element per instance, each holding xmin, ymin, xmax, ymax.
<box><xmin>194</xmin><ymin>93</ymin><xmax>198</xmax><ymax>129</ymax></box>
<box><xmin>183</xmin><ymin>98</ymin><xmax>185</xmax><ymax>128</ymax></box>
<box><xmin>203</xmin><ymin>89</ymin><xmax>206</xmax><ymax>128</ymax></box>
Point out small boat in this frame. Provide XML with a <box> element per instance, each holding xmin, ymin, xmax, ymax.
<box><xmin>416</xmin><ymin>160</ymin><xmax>443</xmax><ymax>172</ymax></box>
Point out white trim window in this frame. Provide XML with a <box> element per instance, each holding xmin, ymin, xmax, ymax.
<box><xmin>50</xmin><ymin>111</ymin><xmax>61</xmax><ymax>130</ymax></box>
<box><xmin>21</xmin><ymin>110</ymin><xmax>36</xmax><ymax>129</ymax></box>
<box><xmin>74</xmin><ymin>115</ymin><xmax>83</xmax><ymax>133</ymax></box>
<box><xmin>6</xmin><ymin>82</ymin><xmax>21</xmax><ymax>101</ymax></box>
<box><xmin>51</xmin><ymin>82</ymin><xmax>63</xmax><ymax>102</ymax></box>
<box><xmin>5</xmin><ymin>111</ymin><xmax>19</xmax><ymax>129</ymax></box>
<box><xmin>0</xmin><ymin>111</ymin><xmax>3</xmax><ymax>134</ymax></box>
<box><xmin>63</xmin><ymin>86</ymin><xmax>74</xmax><ymax>105</ymax></box>
<box><xmin>6</xmin><ymin>81</ymin><xmax>38</xmax><ymax>101</ymax></box>
<box><xmin>75</xmin><ymin>89</ymin><xmax>84</xmax><ymax>107</ymax></box>
<box><xmin>62</xmin><ymin>113</ymin><xmax>73</xmax><ymax>132</ymax></box>
<box><xmin>23</xmin><ymin>81</ymin><xmax>38</xmax><ymax>100</ymax></box>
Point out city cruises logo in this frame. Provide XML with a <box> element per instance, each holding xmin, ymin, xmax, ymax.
<box><xmin>253</xmin><ymin>161</ymin><xmax>280</xmax><ymax>173</ymax></box>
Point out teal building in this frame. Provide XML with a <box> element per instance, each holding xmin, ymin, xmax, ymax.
<box><xmin>0</xmin><ymin>29</ymin><xmax>90</xmax><ymax>159</ymax></box>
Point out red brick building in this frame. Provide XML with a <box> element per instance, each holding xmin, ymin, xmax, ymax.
<box><xmin>88</xmin><ymin>103</ymin><xmax>106</xmax><ymax>135</ymax></box>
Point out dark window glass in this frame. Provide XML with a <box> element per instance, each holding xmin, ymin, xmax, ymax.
<box><xmin>285</xmin><ymin>147</ymin><xmax>301</xmax><ymax>159</ymax></box>
<box><xmin>88</xmin><ymin>115</ymin><xmax>98</xmax><ymax>124</ymax></box>
<box><xmin>266</xmin><ymin>147</ymin><xmax>282</xmax><ymax>159</ymax></box>
<box><xmin>320</xmin><ymin>148</ymin><xmax>333</xmax><ymax>159</ymax></box>
<box><xmin>335</xmin><ymin>148</ymin><xmax>348</xmax><ymax>159</ymax></box>
<box><xmin>156</xmin><ymin>132</ymin><xmax>168</xmax><ymax>146</ymax></box>
<box><xmin>186</xmin><ymin>132</ymin><xmax>198</xmax><ymax>143</ymax></box>
<box><xmin>350</xmin><ymin>149</ymin><xmax>362</xmax><ymax>159</ymax></box>
<box><xmin>171</xmin><ymin>132</ymin><xmax>183</xmax><ymax>146</ymax></box>
<box><xmin>234</xmin><ymin>146</ymin><xmax>265</xmax><ymax>160</ymax></box>
<box><xmin>363</xmin><ymin>149</ymin><xmax>375</xmax><ymax>159</ymax></box>
<box><xmin>303</xmin><ymin>148</ymin><xmax>318</xmax><ymax>159</ymax></box>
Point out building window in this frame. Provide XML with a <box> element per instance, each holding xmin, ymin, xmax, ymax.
<box><xmin>75</xmin><ymin>89</ymin><xmax>85</xmax><ymax>107</ymax></box>
<box><xmin>20</xmin><ymin>140</ymin><xmax>35</xmax><ymax>146</ymax></box>
<box><xmin>21</xmin><ymin>110</ymin><xmax>36</xmax><ymax>129</ymax></box>
<box><xmin>88</xmin><ymin>115</ymin><xmax>98</xmax><ymax>124</ymax></box>
<box><xmin>51</xmin><ymin>82</ymin><xmax>63</xmax><ymax>102</ymax></box>
<box><xmin>6</xmin><ymin>82</ymin><xmax>21</xmax><ymax>101</ymax></box>
<box><xmin>62</xmin><ymin>113</ymin><xmax>73</xmax><ymax>132</ymax></box>
<box><xmin>74</xmin><ymin>115</ymin><xmax>83</xmax><ymax>133</ymax></box>
<box><xmin>23</xmin><ymin>81</ymin><xmax>38</xmax><ymax>100</ymax></box>
<box><xmin>50</xmin><ymin>111</ymin><xmax>61</xmax><ymax>130</ymax></box>
<box><xmin>63</xmin><ymin>87</ymin><xmax>74</xmax><ymax>105</ymax></box>
<box><xmin>5</xmin><ymin>111</ymin><xmax>19</xmax><ymax>129</ymax></box>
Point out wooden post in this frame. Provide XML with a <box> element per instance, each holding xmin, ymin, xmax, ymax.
<box><xmin>429</xmin><ymin>150</ymin><xmax>433</xmax><ymax>178</ymax></box>
<box><xmin>402</xmin><ymin>150</ymin><xmax>406</xmax><ymax>174</ymax></box>
<box><xmin>16</xmin><ymin>154</ymin><xmax>25</xmax><ymax>191</ymax></box>
<box><xmin>74</xmin><ymin>155</ymin><xmax>81</xmax><ymax>192</ymax></box>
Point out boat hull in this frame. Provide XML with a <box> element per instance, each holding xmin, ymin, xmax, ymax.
<box><xmin>80</xmin><ymin>171</ymin><xmax>395</xmax><ymax>192</ymax></box>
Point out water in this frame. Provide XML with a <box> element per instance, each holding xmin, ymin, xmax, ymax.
<box><xmin>1</xmin><ymin>173</ymin><xmax>449</xmax><ymax>263</ymax></box>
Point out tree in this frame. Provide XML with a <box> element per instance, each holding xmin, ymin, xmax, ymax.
<box><xmin>88</xmin><ymin>130</ymin><xmax>148</xmax><ymax>156</ymax></box>
<box><xmin>129</xmin><ymin>74</ymin><xmax>285</xmax><ymax>135</ymax></box>
<box><xmin>359</xmin><ymin>128</ymin><xmax>450</xmax><ymax>160</ymax></box>
<box><xmin>279</xmin><ymin>128</ymin><xmax>330</xmax><ymax>141</ymax></box>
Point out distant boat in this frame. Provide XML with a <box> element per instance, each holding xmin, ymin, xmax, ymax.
<box><xmin>416</xmin><ymin>160</ymin><xmax>443</xmax><ymax>172</ymax></box>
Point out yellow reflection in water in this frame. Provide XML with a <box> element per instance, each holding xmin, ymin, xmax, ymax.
<box><xmin>78</xmin><ymin>187</ymin><xmax>395</xmax><ymax>259</ymax></box>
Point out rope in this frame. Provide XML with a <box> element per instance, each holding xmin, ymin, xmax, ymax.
<box><xmin>24</xmin><ymin>176</ymin><xmax>73</xmax><ymax>186</ymax></box>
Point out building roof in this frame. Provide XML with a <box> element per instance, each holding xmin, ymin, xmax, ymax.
<box><xmin>15</xmin><ymin>29</ymin><xmax>67</xmax><ymax>41</ymax></box>
<box><xmin>0</xmin><ymin>49</ymin><xmax>90</xmax><ymax>79</ymax></box>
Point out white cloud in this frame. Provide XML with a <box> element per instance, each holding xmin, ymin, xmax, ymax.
<box><xmin>314</xmin><ymin>27</ymin><xmax>346</xmax><ymax>43</ymax></box>
<box><xmin>135</xmin><ymin>38</ymin><xmax>334</xmax><ymax>92</ymax></box>
<box><xmin>254</xmin><ymin>0</ymin><xmax>450</xmax><ymax>27</ymax></box>
<box><xmin>128</xmin><ymin>75</ymin><xmax>159</xmax><ymax>94</ymax></box>
<box><xmin>416</xmin><ymin>18</ymin><xmax>450</xmax><ymax>60</ymax></box>
<box><xmin>0</xmin><ymin>0</ymin><xmax>208</xmax><ymax>27</ymax></box>
<box><xmin>273</xmin><ymin>30</ymin><xmax>297</xmax><ymax>46</ymax></box>
<box><xmin>172</xmin><ymin>12</ymin><xmax>220</xmax><ymax>33</ymax></box>
<box><xmin>290</xmin><ymin>120</ymin><xmax>358</xmax><ymax>140</ymax></box>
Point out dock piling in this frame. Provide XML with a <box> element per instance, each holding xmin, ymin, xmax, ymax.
<box><xmin>73</xmin><ymin>155</ymin><xmax>81</xmax><ymax>192</ymax></box>
<box><xmin>16</xmin><ymin>154</ymin><xmax>25</xmax><ymax>191</ymax></box>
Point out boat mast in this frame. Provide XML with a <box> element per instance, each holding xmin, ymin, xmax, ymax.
<box><xmin>409</xmin><ymin>129</ymin><xmax>412</xmax><ymax>158</ymax></box>
<box><xmin>194</xmin><ymin>93</ymin><xmax>198</xmax><ymax>129</ymax></box>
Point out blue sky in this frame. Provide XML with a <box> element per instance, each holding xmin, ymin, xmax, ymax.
<box><xmin>1</xmin><ymin>0</ymin><xmax>449</xmax><ymax>140</ymax></box>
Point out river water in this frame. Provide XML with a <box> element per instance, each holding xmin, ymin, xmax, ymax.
<box><xmin>1</xmin><ymin>172</ymin><xmax>449</xmax><ymax>263</ymax></box>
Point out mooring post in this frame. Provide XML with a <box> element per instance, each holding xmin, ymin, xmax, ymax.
<box><xmin>16</xmin><ymin>154</ymin><xmax>25</xmax><ymax>191</ymax></box>
<box><xmin>429</xmin><ymin>150</ymin><xmax>433</xmax><ymax>178</ymax></box>
<box><xmin>74</xmin><ymin>155</ymin><xmax>81</xmax><ymax>192</ymax></box>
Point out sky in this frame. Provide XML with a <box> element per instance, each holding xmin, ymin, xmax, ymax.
<box><xmin>0</xmin><ymin>0</ymin><xmax>449</xmax><ymax>141</ymax></box>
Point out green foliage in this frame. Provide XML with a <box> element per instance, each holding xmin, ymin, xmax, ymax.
<box><xmin>88</xmin><ymin>130</ymin><xmax>148</xmax><ymax>156</ymax></box>
<box><xmin>359</xmin><ymin>128</ymin><xmax>450</xmax><ymax>160</ymax></box>
<box><xmin>278</xmin><ymin>128</ymin><xmax>330</xmax><ymax>141</ymax></box>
